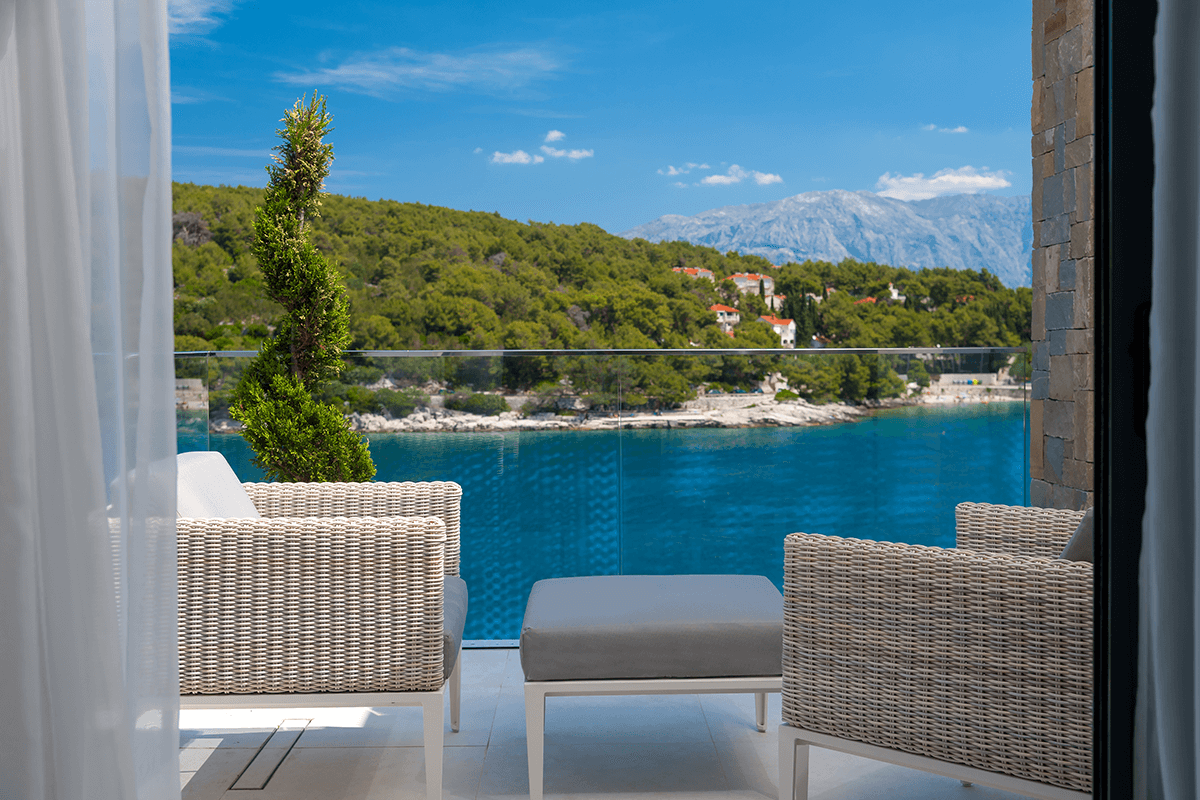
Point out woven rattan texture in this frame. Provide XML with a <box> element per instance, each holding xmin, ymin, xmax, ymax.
<box><xmin>244</xmin><ymin>481</ymin><xmax>462</xmax><ymax>576</ymax></box>
<box><xmin>178</xmin><ymin>516</ymin><xmax>446</xmax><ymax>695</ymax></box>
<box><xmin>781</xmin><ymin>517</ymin><xmax>1093</xmax><ymax>793</ymax></box>
<box><xmin>956</xmin><ymin>501</ymin><xmax>1085</xmax><ymax>558</ymax></box>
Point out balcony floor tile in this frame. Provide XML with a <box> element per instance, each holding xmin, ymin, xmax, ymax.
<box><xmin>180</xmin><ymin>649</ymin><xmax>1035</xmax><ymax>800</ymax></box>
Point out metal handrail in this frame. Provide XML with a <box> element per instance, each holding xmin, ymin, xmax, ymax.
<box><xmin>175</xmin><ymin>346</ymin><xmax>1025</xmax><ymax>359</ymax></box>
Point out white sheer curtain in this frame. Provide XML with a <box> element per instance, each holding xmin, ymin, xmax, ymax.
<box><xmin>0</xmin><ymin>0</ymin><xmax>178</xmax><ymax>798</ymax></box>
<box><xmin>1138</xmin><ymin>0</ymin><xmax>1200</xmax><ymax>797</ymax></box>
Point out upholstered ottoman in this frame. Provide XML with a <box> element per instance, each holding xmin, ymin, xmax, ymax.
<box><xmin>520</xmin><ymin>574</ymin><xmax>783</xmax><ymax>800</ymax></box>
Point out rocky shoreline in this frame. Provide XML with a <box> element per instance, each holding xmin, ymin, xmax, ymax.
<box><xmin>207</xmin><ymin>387</ymin><xmax>1022</xmax><ymax>435</ymax></box>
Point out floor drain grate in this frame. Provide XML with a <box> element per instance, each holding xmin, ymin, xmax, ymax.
<box><xmin>229</xmin><ymin>719</ymin><xmax>310</xmax><ymax>791</ymax></box>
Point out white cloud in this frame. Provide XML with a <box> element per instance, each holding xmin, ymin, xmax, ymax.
<box><xmin>473</xmin><ymin>147</ymin><xmax>483</xmax><ymax>154</ymax></box>
<box><xmin>658</xmin><ymin>162</ymin><xmax>711</xmax><ymax>176</ymax></box>
<box><xmin>491</xmin><ymin>150</ymin><xmax>544</xmax><ymax>165</ymax></box>
<box><xmin>922</xmin><ymin>123</ymin><xmax>970</xmax><ymax>134</ymax></box>
<box><xmin>699</xmin><ymin>164</ymin><xmax>783</xmax><ymax>186</ymax></box>
<box><xmin>275</xmin><ymin>47</ymin><xmax>561</xmax><ymax>97</ymax></box>
<box><xmin>540</xmin><ymin>145</ymin><xmax>594</xmax><ymax>160</ymax></box>
<box><xmin>874</xmin><ymin>166</ymin><xmax>1011</xmax><ymax>201</ymax></box>
<box><xmin>168</xmin><ymin>0</ymin><xmax>235</xmax><ymax>35</ymax></box>
<box><xmin>544</xmin><ymin>130</ymin><xmax>566</xmax><ymax>142</ymax></box>
<box><xmin>672</xmin><ymin>182</ymin><xmax>688</xmax><ymax>188</ymax></box>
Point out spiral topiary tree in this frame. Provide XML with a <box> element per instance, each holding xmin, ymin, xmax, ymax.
<box><xmin>231</xmin><ymin>93</ymin><xmax>376</xmax><ymax>482</ymax></box>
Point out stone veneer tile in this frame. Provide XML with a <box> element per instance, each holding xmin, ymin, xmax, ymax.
<box><xmin>1075</xmin><ymin>163</ymin><xmax>1092</xmax><ymax>222</ymax></box>
<box><xmin>1033</xmin><ymin>292</ymin><xmax>1046</xmax><ymax>341</ymax></box>
<box><xmin>1031</xmin><ymin>478</ymin><xmax>1052</xmax><ymax>508</ymax></box>
<box><xmin>1065</xmin><ymin>328</ymin><xmax>1094</xmax><ymax>354</ymax></box>
<box><xmin>1076</xmin><ymin>259</ymin><xmax>1095</xmax><ymax>328</ymax></box>
<box><xmin>1049</xmin><ymin>355</ymin><xmax>1074</xmax><ymax>400</ymax></box>
<box><xmin>1055</xmin><ymin>120</ymin><xmax>1067</xmax><ymax>170</ymax></box>
<box><xmin>1066</xmin><ymin>136</ymin><xmax>1093</xmax><ymax>169</ymax></box>
<box><xmin>1059</xmin><ymin>259</ymin><xmax>1077</xmax><ymax>290</ymax></box>
<box><xmin>1077</xmin><ymin>67</ymin><xmax>1094</xmax><ymax>137</ymax></box>
<box><xmin>1052</xmin><ymin>483</ymin><xmax>1088</xmax><ymax>510</ymax></box>
<box><xmin>1045</xmin><ymin>9</ymin><xmax>1068</xmax><ymax>41</ymax></box>
<box><xmin>1046</xmin><ymin>291</ymin><xmax>1075</xmax><ymax>330</ymax></box>
<box><xmin>1070</xmin><ymin>219</ymin><xmax>1094</xmax><ymax>259</ymax></box>
<box><xmin>1032</xmin><ymin>371</ymin><xmax>1049</xmax><ymax>400</ymax></box>
<box><xmin>1075</xmin><ymin>390</ymin><xmax>1095</xmax><ymax>460</ymax></box>
<box><xmin>1044</xmin><ymin>243</ymin><xmax>1060</xmax><ymax>289</ymax></box>
<box><xmin>1030</xmin><ymin>400</ymin><xmax>1045</xmax><ymax>479</ymax></box>
<box><xmin>1044</xmin><ymin>436</ymin><xmax>1065</xmax><ymax>483</ymax></box>
<box><xmin>1034</xmin><ymin>340</ymin><xmax>1050</xmax><ymax>371</ymax></box>
<box><xmin>1043</xmin><ymin>173</ymin><xmax>1064</xmax><ymax>218</ymax></box>
<box><xmin>1063</xmin><ymin>458</ymin><xmax>1094</xmax><ymax>492</ymax></box>
<box><xmin>1044</xmin><ymin>398</ymin><xmax>1075</xmax><ymax>437</ymax></box>
<box><xmin>1049</xmin><ymin>329</ymin><xmax>1067</xmax><ymax>356</ymax></box>
<box><xmin>1045</xmin><ymin>213</ymin><xmax>1071</xmax><ymax>246</ymax></box>
<box><xmin>1072</xmin><ymin>354</ymin><xmax>1094</xmax><ymax>390</ymax></box>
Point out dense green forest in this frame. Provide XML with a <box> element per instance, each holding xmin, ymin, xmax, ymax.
<box><xmin>172</xmin><ymin>182</ymin><xmax>1031</xmax><ymax>408</ymax></box>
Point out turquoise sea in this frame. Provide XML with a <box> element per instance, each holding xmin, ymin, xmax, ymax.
<box><xmin>180</xmin><ymin>402</ymin><xmax>1027</xmax><ymax>639</ymax></box>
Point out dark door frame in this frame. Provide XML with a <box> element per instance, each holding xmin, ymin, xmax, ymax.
<box><xmin>1095</xmin><ymin>0</ymin><xmax>1156</xmax><ymax>796</ymax></box>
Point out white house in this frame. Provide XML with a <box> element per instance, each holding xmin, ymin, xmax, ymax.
<box><xmin>758</xmin><ymin>315</ymin><xmax>796</xmax><ymax>348</ymax></box>
<box><xmin>727</xmin><ymin>272</ymin><xmax>775</xmax><ymax>296</ymax></box>
<box><xmin>672</xmin><ymin>266</ymin><xmax>715</xmax><ymax>281</ymax></box>
<box><xmin>710</xmin><ymin>304</ymin><xmax>740</xmax><ymax>334</ymax></box>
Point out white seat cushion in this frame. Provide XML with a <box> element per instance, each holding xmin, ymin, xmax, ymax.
<box><xmin>176</xmin><ymin>451</ymin><xmax>260</xmax><ymax>519</ymax></box>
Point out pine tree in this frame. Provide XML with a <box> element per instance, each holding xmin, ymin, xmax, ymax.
<box><xmin>231</xmin><ymin>93</ymin><xmax>376</xmax><ymax>482</ymax></box>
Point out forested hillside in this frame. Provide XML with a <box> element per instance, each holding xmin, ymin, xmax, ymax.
<box><xmin>172</xmin><ymin>182</ymin><xmax>1031</xmax><ymax>405</ymax></box>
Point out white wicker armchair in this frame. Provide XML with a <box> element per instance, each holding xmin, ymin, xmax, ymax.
<box><xmin>176</xmin><ymin>457</ymin><xmax>464</xmax><ymax>800</ymax></box>
<box><xmin>778</xmin><ymin>502</ymin><xmax>1092</xmax><ymax>800</ymax></box>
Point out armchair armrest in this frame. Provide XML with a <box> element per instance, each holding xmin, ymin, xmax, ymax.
<box><xmin>955</xmin><ymin>501</ymin><xmax>1085</xmax><ymax>558</ymax></box>
<box><xmin>178</xmin><ymin>515</ymin><xmax>447</xmax><ymax>695</ymax></box>
<box><xmin>243</xmin><ymin>481</ymin><xmax>463</xmax><ymax>575</ymax></box>
<box><xmin>782</xmin><ymin>531</ymin><xmax>1092</xmax><ymax>794</ymax></box>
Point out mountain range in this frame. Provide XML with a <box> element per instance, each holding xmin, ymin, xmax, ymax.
<box><xmin>619</xmin><ymin>190</ymin><xmax>1033</xmax><ymax>288</ymax></box>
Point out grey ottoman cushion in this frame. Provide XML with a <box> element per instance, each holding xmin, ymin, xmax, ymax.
<box><xmin>519</xmin><ymin>574</ymin><xmax>782</xmax><ymax>681</ymax></box>
<box><xmin>443</xmin><ymin>575</ymin><xmax>468</xmax><ymax>677</ymax></box>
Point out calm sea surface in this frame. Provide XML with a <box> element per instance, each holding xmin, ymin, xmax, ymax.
<box><xmin>180</xmin><ymin>402</ymin><xmax>1027</xmax><ymax>639</ymax></box>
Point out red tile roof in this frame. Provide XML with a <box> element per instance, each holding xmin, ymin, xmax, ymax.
<box><xmin>710</xmin><ymin>304</ymin><xmax>739</xmax><ymax>313</ymax></box>
<box><xmin>759</xmin><ymin>315</ymin><xmax>794</xmax><ymax>326</ymax></box>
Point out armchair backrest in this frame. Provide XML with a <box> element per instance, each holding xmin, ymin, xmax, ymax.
<box><xmin>955</xmin><ymin>501</ymin><xmax>1085</xmax><ymax>558</ymax></box>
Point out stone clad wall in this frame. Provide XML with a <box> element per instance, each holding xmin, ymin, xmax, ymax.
<box><xmin>1030</xmin><ymin>0</ymin><xmax>1094</xmax><ymax>510</ymax></box>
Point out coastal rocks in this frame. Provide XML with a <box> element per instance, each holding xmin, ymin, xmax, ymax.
<box><xmin>341</xmin><ymin>396</ymin><xmax>864</xmax><ymax>434</ymax></box>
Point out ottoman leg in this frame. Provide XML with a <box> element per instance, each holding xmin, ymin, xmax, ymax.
<box><xmin>525</xmin><ymin>683</ymin><xmax>546</xmax><ymax>800</ymax></box>
<box><xmin>755</xmin><ymin>692</ymin><xmax>768</xmax><ymax>732</ymax></box>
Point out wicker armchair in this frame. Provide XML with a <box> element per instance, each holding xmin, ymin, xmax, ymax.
<box><xmin>176</xmin><ymin>456</ymin><xmax>464</xmax><ymax>800</ymax></box>
<box><xmin>778</xmin><ymin>502</ymin><xmax>1092</xmax><ymax>800</ymax></box>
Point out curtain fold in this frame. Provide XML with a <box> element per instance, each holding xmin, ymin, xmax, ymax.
<box><xmin>1139</xmin><ymin>0</ymin><xmax>1200</xmax><ymax>797</ymax></box>
<box><xmin>0</xmin><ymin>0</ymin><xmax>178</xmax><ymax>798</ymax></box>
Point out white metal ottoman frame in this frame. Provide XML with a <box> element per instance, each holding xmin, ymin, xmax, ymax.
<box><xmin>778</xmin><ymin>725</ymin><xmax>1093</xmax><ymax>800</ymax></box>
<box><xmin>525</xmin><ymin>674</ymin><xmax>781</xmax><ymax>800</ymax></box>
<box><xmin>180</xmin><ymin>646</ymin><xmax>462</xmax><ymax>800</ymax></box>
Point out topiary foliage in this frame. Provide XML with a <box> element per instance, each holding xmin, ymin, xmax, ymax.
<box><xmin>231</xmin><ymin>93</ymin><xmax>375</xmax><ymax>482</ymax></box>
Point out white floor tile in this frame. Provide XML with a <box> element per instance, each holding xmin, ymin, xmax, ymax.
<box><xmin>180</xmin><ymin>747</ymin><xmax>259</xmax><ymax>800</ymax></box>
<box><xmin>478</xmin><ymin>741</ymin><xmax>731</xmax><ymax>798</ymax></box>
<box><xmin>233</xmin><ymin>744</ymin><xmax>486</xmax><ymax>800</ymax></box>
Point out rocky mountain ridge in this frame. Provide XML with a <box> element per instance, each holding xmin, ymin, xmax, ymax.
<box><xmin>620</xmin><ymin>190</ymin><xmax>1033</xmax><ymax>287</ymax></box>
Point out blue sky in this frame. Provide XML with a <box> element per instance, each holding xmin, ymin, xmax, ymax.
<box><xmin>169</xmin><ymin>0</ymin><xmax>1030</xmax><ymax>234</ymax></box>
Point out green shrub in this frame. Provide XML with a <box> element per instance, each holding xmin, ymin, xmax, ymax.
<box><xmin>376</xmin><ymin>387</ymin><xmax>427</xmax><ymax>418</ymax></box>
<box><xmin>775</xmin><ymin>389</ymin><xmax>800</xmax><ymax>402</ymax></box>
<box><xmin>445</xmin><ymin>392</ymin><xmax>510</xmax><ymax>416</ymax></box>
<box><xmin>230</xmin><ymin>93</ymin><xmax>374</xmax><ymax>482</ymax></box>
